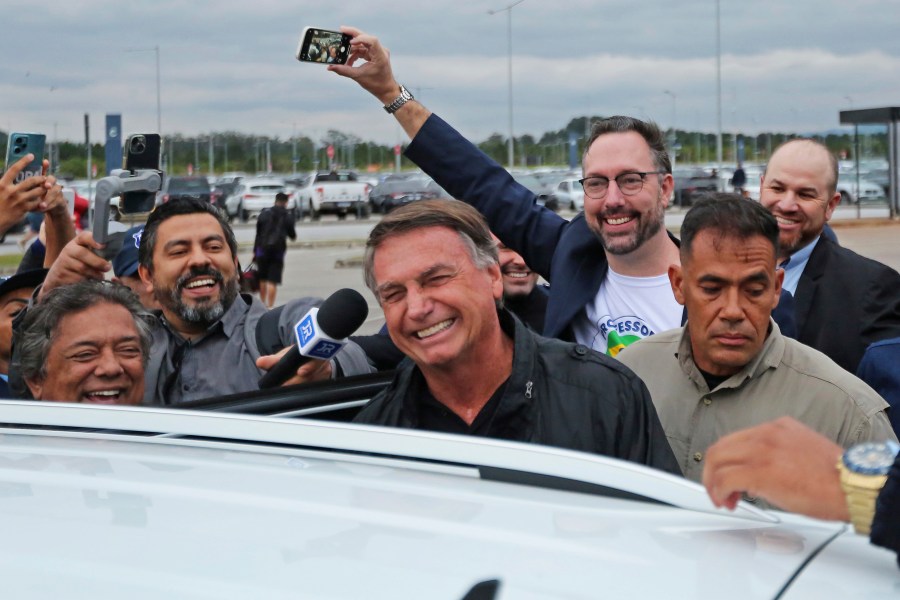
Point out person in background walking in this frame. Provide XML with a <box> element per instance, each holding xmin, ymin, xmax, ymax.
<box><xmin>731</xmin><ymin>163</ymin><xmax>746</xmax><ymax>194</ymax></box>
<box><xmin>253</xmin><ymin>192</ymin><xmax>296</xmax><ymax>308</ymax></box>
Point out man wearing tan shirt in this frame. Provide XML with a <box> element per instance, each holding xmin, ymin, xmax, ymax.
<box><xmin>618</xmin><ymin>195</ymin><xmax>895</xmax><ymax>484</ymax></box>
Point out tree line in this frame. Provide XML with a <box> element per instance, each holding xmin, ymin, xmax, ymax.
<box><xmin>1</xmin><ymin>119</ymin><xmax>887</xmax><ymax>180</ymax></box>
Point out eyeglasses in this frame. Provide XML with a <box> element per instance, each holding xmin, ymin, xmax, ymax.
<box><xmin>578</xmin><ymin>171</ymin><xmax>667</xmax><ymax>199</ymax></box>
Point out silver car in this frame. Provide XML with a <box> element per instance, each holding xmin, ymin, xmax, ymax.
<box><xmin>0</xmin><ymin>393</ymin><xmax>896</xmax><ymax>599</ymax></box>
<box><xmin>224</xmin><ymin>177</ymin><xmax>298</xmax><ymax>222</ymax></box>
<box><xmin>553</xmin><ymin>177</ymin><xmax>585</xmax><ymax>211</ymax></box>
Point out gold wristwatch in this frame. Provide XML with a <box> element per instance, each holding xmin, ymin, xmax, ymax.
<box><xmin>837</xmin><ymin>441</ymin><xmax>899</xmax><ymax>535</ymax></box>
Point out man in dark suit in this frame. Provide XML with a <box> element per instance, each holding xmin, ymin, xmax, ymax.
<box><xmin>759</xmin><ymin>139</ymin><xmax>900</xmax><ymax>373</ymax></box>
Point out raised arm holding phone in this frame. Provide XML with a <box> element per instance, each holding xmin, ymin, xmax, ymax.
<box><xmin>326</xmin><ymin>27</ymin><xmax>432</xmax><ymax>141</ymax></box>
<box><xmin>1</xmin><ymin>152</ymin><xmax>76</xmax><ymax>269</ymax></box>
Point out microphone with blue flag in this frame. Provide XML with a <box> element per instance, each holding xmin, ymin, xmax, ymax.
<box><xmin>258</xmin><ymin>288</ymin><xmax>369</xmax><ymax>389</ymax></box>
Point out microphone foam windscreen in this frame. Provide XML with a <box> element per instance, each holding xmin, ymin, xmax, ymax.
<box><xmin>317</xmin><ymin>288</ymin><xmax>369</xmax><ymax>339</ymax></box>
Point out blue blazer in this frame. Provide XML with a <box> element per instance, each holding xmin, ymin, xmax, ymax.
<box><xmin>406</xmin><ymin>114</ymin><xmax>796</xmax><ymax>341</ymax></box>
<box><xmin>856</xmin><ymin>337</ymin><xmax>900</xmax><ymax>437</ymax></box>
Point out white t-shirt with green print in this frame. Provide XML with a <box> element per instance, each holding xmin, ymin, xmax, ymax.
<box><xmin>573</xmin><ymin>269</ymin><xmax>684</xmax><ymax>358</ymax></box>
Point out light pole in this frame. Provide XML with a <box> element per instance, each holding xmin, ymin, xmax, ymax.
<box><xmin>125</xmin><ymin>45</ymin><xmax>162</xmax><ymax>135</ymax></box>
<box><xmin>715</xmin><ymin>0</ymin><xmax>723</xmax><ymax>188</ymax></box>
<box><xmin>731</xmin><ymin>107</ymin><xmax>737</xmax><ymax>164</ymax></box>
<box><xmin>489</xmin><ymin>0</ymin><xmax>526</xmax><ymax>170</ymax></box>
<box><xmin>208</xmin><ymin>136</ymin><xmax>214</xmax><ymax>175</ymax></box>
<box><xmin>663</xmin><ymin>90</ymin><xmax>677</xmax><ymax>131</ymax></box>
<box><xmin>664</xmin><ymin>90</ymin><xmax>678</xmax><ymax>169</ymax></box>
<box><xmin>292</xmin><ymin>123</ymin><xmax>299</xmax><ymax>175</ymax></box>
<box><xmin>216</xmin><ymin>140</ymin><xmax>229</xmax><ymax>173</ymax></box>
<box><xmin>126</xmin><ymin>45</ymin><xmax>162</xmax><ymax>166</ymax></box>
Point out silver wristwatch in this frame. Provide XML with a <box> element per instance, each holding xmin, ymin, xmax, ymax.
<box><xmin>383</xmin><ymin>85</ymin><xmax>414</xmax><ymax>114</ymax></box>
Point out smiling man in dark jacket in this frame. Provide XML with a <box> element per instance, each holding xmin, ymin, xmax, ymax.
<box><xmin>353</xmin><ymin>200</ymin><xmax>680</xmax><ymax>475</ymax></box>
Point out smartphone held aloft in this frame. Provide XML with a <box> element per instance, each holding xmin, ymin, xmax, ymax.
<box><xmin>296</xmin><ymin>27</ymin><xmax>351</xmax><ymax>65</ymax></box>
<box><xmin>5</xmin><ymin>133</ymin><xmax>45</xmax><ymax>184</ymax></box>
<box><xmin>121</xmin><ymin>133</ymin><xmax>162</xmax><ymax>215</ymax></box>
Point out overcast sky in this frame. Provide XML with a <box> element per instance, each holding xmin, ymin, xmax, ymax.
<box><xmin>4</xmin><ymin>0</ymin><xmax>898</xmax><ymax>145</ymax></box>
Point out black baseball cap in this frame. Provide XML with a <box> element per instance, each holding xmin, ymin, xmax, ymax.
<box><xmin>0</xmin><ymin>268</ymin><xmax>47</xmax><ymax>300</ymax></box>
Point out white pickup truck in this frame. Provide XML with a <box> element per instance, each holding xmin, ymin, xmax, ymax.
<box><xmin>287</xmin><ymin>171</ymin><xmax>371</xmax><ymax>220</ymax></box>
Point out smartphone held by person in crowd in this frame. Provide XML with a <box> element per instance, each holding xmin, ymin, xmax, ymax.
<box><xmin>121</xmin><ymin>133</ymin><xmax>162</xmax><ymax>215</ymax></box>
<box><xmin>295</xmin><ymin>27</ymin><xmax>351</xmax><ymax>65</ymax></box>
<box><xmin>4</xmin><ymin>133</ymin><xmax>45</xmax><ymax>183</ymax></box>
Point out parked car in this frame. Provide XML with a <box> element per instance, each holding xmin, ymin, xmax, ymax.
<box><xmin>0</xmin><ymin>386</ymin><xmax>896</xmax><ymax>598</ymax></box>
<box><xmin>511</xmin><ymin>172</ymin><xmax>559</xmax><ymax>211</ymax></box>
<box><xmin>156</xmin><ymin>176</ymin><xmax>212</xmax><ymax>205</ymax></box>
<box><xmin>553</xmin><ymin>178</ymin><xmax>585</xmax><ymax>211</ymax></box>
<box><xmin>289</xmin><ymin>170</ymin><xmax>370</xmax><ymax>220</ymax></box>
<box><xmin>865</xmin><ymin>168</ymin><xmax>891</xmax><ymax>195</ymax></box>
<box><xmin>216</xmin><ymin>172</ymin><xmax>246</xmax><ymax>187</ymax></box>
<box><xmin>672</xmin><ymin>168</ymin><xmax>718</xmax><ymax>206</ymax></box>
<box><xmin>369</xmin><ymin>176</ymin><xmax>449</xmax><ymax>213</ymax></box>
<box><xmin>210</xmin><ymin>182</ymin><xmax>238</xmax><ymax>212</ymax></box>
<box><xmin>837</xmin><ymin>176</ymin><xmax>886</xmax><ymax>204</ymax></box>
<box><xmin>367</xmin><ymin>173</ymin><xmax>416</xmax><ymax>213</ymax></box>
<box><xmin>224</xmin><ymin>177</ymin><xmax>298</xmax><ymax>222</ymax></box>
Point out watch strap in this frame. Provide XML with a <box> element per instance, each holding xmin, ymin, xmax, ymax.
<box><xmin>384</xmin><ymin>85</ymin><xmax>414</xmax><ymax>114</ymax></box>
<box><xmin>838</xmin><ymin>460</ymin><xmax>888</xmax><ymax>535</ymax></box>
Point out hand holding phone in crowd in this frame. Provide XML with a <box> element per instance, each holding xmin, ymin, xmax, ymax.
<box><xmin>295</xmin><ymin>27</ymin><xmax>351</xmax><ymax>65</ymax></box>
<box><xmin>0</xmin><ymin>133</ymin><xmax>54</xmax><ymax>236</ymax></box>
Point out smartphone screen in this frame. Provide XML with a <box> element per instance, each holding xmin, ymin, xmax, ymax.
<box><xmin>121</xmin><ymin>133</ymin><xmax>162</xmax><ymax>214</ymax></box>
<box><xmin>295</xmin><ymin>28</ymin><xmax>351</xmax><ymax>65</ymax></box>
<box><xmin>5</xmin><ymin>133</ymin><xmax>45</xmax><ymax>184</ymax></box>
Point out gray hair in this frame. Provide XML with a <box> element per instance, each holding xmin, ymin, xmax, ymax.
<box><xmin>363</xmin><ymin>200</ymin><xmax>498</xmax><ymax>298</ymax></box>
<box><xmin>16</xmin><ymin>280</ymin><xmax>154</xmax><ymax>383</ymax></box>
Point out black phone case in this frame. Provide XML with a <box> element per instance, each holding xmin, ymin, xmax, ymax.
<box><xmin>299</xmin><ymin>29</ymin><xmax>351</xmax><ymax>64</ymax></box>
<box><xmin>122</xmin><ymin>134</ymin><xmax>162</xmax><ymax>214</ymax></box>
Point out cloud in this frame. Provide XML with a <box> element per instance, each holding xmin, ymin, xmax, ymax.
<box><xmin>4</xmin><ymin>0</ymin><xmax>897</xmax><ymax>145</ymax></box>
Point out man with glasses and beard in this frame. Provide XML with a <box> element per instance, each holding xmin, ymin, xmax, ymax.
<box><xmin>327</xmin><ymin>27</ymin><xmax>792</xmax><ymax>358</ymax></box>
<box><xmin>27</xmin><ymin>198</ymin><xmax>371</xmax><ymax>405</ymax></box>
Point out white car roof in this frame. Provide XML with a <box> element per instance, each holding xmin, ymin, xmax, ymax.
<box><xmin>0</xmin><ymin>402</ymin><xmax>896</xmax><ymax>598</ymax></box>
<box><xmin>240</xmin><ymin>177</ymin><xmax>285</xmax><ymax>187</ymax></box>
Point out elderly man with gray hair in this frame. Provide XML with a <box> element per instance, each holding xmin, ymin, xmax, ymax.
<box><xmin>352</xmin><ymin>199</ymin><xmax>680</xmax><ymax>474</ymax></box>
<box><xmin>16</xmin><ymin>280</ymin><xmax>152</xmax><ymax>405</ymax></box>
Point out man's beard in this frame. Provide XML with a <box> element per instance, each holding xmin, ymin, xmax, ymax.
<box><xmin>159</xmin><ymin>266</ymin><xmax>239</xmax><ymax>326</ymax></box>
<box><xmin>777</xmin><ymin>229</ymin><xmax>808</xmax><ymax>260</ymax></box>
<box><xmin>590</xmin><ymin>190</ymin><xmax>666</xmax><ymax>256</ymax></box>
